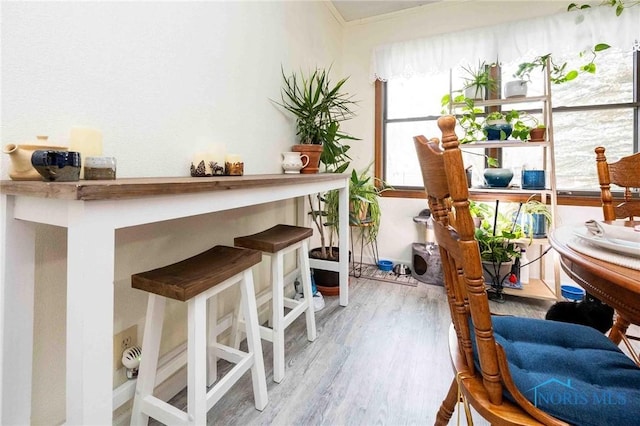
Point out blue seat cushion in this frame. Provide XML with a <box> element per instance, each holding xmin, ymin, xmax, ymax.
<box><xmin>471</xmin><ymin>316</ymin><xmax>640</xmax><ymax>426</ymax></box>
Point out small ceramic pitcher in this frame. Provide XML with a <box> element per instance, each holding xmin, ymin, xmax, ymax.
<box><xmin>282</xmin><ymin>152</ymin><xmax>309</xmax><ymax>174</ymax></box>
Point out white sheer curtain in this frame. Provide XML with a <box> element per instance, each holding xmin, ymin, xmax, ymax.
<box><xmin>370</xmin><ymin>6</ymin><xmax>640</xmax><ymax>81</ymax></box>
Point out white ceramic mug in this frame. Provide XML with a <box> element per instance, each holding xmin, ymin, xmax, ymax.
<box><xmin>282</xmin><ymin>152</ymin><xmax>309</xmax><ymax>174</ymax></box>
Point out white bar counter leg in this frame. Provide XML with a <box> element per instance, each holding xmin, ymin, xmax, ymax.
<box><xmin>1</xmin><ymin>194</ymin><xmax>36</xmax><ymax>424</ymax></box>
<box><xmin>66</xmin><ymin>206</ymin><xmax>115</xmax><ymax>425</ymax></box>
<box><xmin>299</xmin><ymin>240</ymin><xmax>316</xmax><ymax>341</ymax></box>
<box><xmin>338</xmin><ymin>184</ymin><xmax>349</xmax><ymax>306</ymax></box>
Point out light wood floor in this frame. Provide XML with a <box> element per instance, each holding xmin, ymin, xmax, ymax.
<box><xmin>149</xmin><ymin>277</ymin><xmax>555</xmax><ymax>425</ymax></box>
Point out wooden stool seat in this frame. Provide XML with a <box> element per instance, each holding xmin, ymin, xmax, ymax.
<box><xmin>130</xmin><ymin>245</ymin><xmax>268</xmax><ymax>425</ymax></box>
<box><xmin>132</xmin><ymin>245</ymin><xmax>262</xmax><ymax>301</ymax></box>
<box><xmin>233</xmin><ymin>224</ymin><xmax>316</xmax><ymax>383</ymax></box>
<box><xmin>234</xmin><ymin>224</ymin><xmax>313</xmax><ymax>253</ymax></box>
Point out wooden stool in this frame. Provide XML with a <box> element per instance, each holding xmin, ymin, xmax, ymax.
<box><xmin>233</xmin><ymin>224</ymin><xmax>317</xmax><ymax>383</ymax></box>
<box><xmin>130</xmin><ymin>246</ymin><xmax>268</xmax><ymax>425</ymax></box>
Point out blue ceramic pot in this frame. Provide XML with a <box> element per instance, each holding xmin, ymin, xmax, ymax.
<box><xmin>521</xmin><ymin>170</ymin><xmax>546</xmax><ymax>189</ymax></box>
<box><xmin>530</xmin><ymin>213</ymin><xmax>548</xmax><ymax>238</ymax></box>
<box><xmin>483</xmin><ymin>168</ymin><xmax>513</xmax><ymax>187</ymax></box>
<box><xmin>484</xmin><ymin>122</ymin><xmax>512</xmax><ymax>140</ymax></box>
<box><xmin>31</xmin><ymin>150</ymin><xmax>81</xmax><ymax>182</ymax></box>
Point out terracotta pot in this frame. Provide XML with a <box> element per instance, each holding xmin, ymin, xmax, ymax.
<box><xmin>292</xmin><ymin>144</ymin><xmax>323</xmax><ymax>174</ymax></box>
<box><xmin>529</xmin><ymin>127</ymin><xmax>546</xmax><ymax>142</ymax></box>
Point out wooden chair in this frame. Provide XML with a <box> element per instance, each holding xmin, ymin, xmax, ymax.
<box><xmin>414</xmin><ymin>117</ymin><xmax>640</xmax><ymax>426</ymax></box>
<box><xmin>595</xmin><ymin>146</ymin><xmax>640</xmax><ymax>364</ymax></box>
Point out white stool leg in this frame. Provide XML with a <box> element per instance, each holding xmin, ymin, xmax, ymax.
<box><xmin>299</xmin><ymin>240</ymin><xmax>317</xmax><ymax>341</ymax></box>
<box><xmin>187</xmin><ymin>294</ymin><xmax>208</xmax><ymax>425</ymax></box>
<box><xmin>207</xmin><ymin>296</ymin><xmax>218</xmax><ymax>387</ymax></box>
<box><xmin>230</xmin><ymin>297</ymin><xmax>243</xmax><ymax>350</ymax></box>
<box><xmin>240</xmin><ymin>269</ymin><xmax>268</xmax><ymax>410</ymax></box>
<box><xmin>131</xmin><ymin>295</ymin><xmax>166</xmax><ymax>426</ymax></box>
<box><xmin>271</xmin><ymin>250</ymin><xmax>286</xmax><ymax>383</ymax></box>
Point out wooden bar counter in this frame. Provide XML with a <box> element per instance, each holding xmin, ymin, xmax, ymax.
<box><xmin>0</xmin><ymin>174</ymin><xmax>349</xmax><ymax>425</ymax></box>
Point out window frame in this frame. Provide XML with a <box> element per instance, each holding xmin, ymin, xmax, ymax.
<box><xmin>374</xmin><ymin>53</ymin><xmax>640</xmax><ymax>206</ymax></box>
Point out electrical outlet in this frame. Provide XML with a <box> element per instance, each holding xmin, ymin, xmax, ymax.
<box><xmin>113</xmin><ymin>325</ymin><xmax>137</xmax><ymax>370</ymax></box>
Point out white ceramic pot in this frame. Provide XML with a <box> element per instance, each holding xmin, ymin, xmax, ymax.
<box><xmin>504</xmin><ymin>80</ymin><xmax>528</xmax><ymax>98</ymax></box>
<box><xmin>464</xmin><ymin>85</ymin><xmax>485</xmax><ymax>100</ymax></box>
<box><xmin>482</xmin><ymin>260</ymin><xmax>513</xmax><ymax>286</ymax></box>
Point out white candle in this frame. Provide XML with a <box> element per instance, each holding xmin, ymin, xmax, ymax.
<box><xmin>225</xmin><ymin>154</ymin><xmax>242</xmax><ymax>164</ymax></box>
<box><xmin>69</xmin><ymin>127</ymin><xmax>103</xmax><ymax>179</ymax></box>
<box><xmin>191</xmin><ymin>152</ymin><xmax>217</xmax><ymax>176</ymax></box>
<box><xmin>210</xmin><ymin>145</ymin><xmax>226</xmax><ymax>174</ymax></box>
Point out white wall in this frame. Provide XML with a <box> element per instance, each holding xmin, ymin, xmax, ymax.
<box><xmin>1</xmin><ymin>1</ymin><xmax>343</xmax><ymax>423</ymax></box>
<box><xmin>339</xmin><ymin>1</ymin><xmax>602</xmax><ymax>265</ymax></box>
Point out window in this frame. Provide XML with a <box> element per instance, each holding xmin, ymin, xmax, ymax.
<box><xmin>377</xmin><ymin>48</ymin><xmax>639</xmax><ymax>197</ymax></box>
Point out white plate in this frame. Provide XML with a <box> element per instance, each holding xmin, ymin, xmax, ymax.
<box><xmin>573</xmin><ymin>228</ymin><xmax>640</xmax><ymax>258</ymax></box>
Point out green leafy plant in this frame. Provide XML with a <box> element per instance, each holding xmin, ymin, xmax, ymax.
<box><xmin>461</xmin><ymin>61</ymin><xmax>498</xmax><ymax>99</ymax></box>
<box><xmin>349</xmin><ymin>166</ymin><xmax>391</xmax><ymax>243</ymax></box>
<box><xmin>509</xmin><ymin>195</ymin><xmax>553</xmax><ymax>240</ymax></box>
<box><xmin>568</xmin><ymin>1</ymin><xmax>640</xmax><ymax>18</ymax></box>
<box><xmin>513</xmin><ymin>47</ymin><xmax>610</xmax><ymax>85</ymax></box>
<box><xmin>475</xmin><ymin>226</ymin><xmax>520</xmax><ymax>264</ymax></box>
<box><xmin>469</xmin><ymin>200</ymin><xmax>494</xmax><ymax>222</ymax></box>
<box><xmin>474</xmin><ymin>203</ymin><xmax>523</xmax><ymax>299</ymax></box>
<box><xmin>441</xmin><ymin>93</ymin><xmax>485</xmax><ymax>143</ymax></box>
<box><xmin>277</xmin><ymin>67</ymin><xmax>357</xmax><ymax>146</ymax></box>
<box><xmin>512</xmin><ymin>0</ymin><xmax>637</xmax><ymax>86</ymax></box>
<box><xmin>278</xmin><ymin>67</ymin><xmax>360</xmax><ymax>260</ymax></box>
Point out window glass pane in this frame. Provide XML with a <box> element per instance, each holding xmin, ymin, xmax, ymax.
<box><xmin>385</xmin><ymin>120</ymin><xmax>439</xmax><ymax>187</ymax></box>
<box><xmin>554</xmin><ymin>108</ymin><xmax>634</xmax><ymax>190</ymax></box>
<box><xmin>382</xmin><ymin>51</ymin><xmax>636</xmax><ymax>192</ymax></box>
<box><xmin>552</xmin><ymin>48</ymin><xmax>633</xmax><ymax>107</ymax></box>
<box><xmin>501</xmin><ymin>48</ymin><xmax>632</xmax><ymax>107</ymax></box>
<box><xmin>387</xmin><ymin>73</ymin><xmax>449</xmax><ymax>119</ymax></box>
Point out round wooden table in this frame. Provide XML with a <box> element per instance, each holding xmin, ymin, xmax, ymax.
<box><xmin>549</xmin><ymin>226</ymin><xmax>640</xmax><ymax>345</ymax></box>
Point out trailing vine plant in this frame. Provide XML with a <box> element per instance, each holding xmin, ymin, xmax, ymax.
<box><xmin>514</xmin><ymin>0</ymin><xmax>638</xmax><ymax>83</ymax></box>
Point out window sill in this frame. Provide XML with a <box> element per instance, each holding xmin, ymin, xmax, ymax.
<box><xmin>381</xmin><ymin>188</ymin><xmax>605</xmax><ymax>207</ymax></box>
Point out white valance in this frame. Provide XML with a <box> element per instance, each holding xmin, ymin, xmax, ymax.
<box><xmin>370</xmin><ymin>6</ymin><xmax>640</xmax><ymax>81</ymax></box>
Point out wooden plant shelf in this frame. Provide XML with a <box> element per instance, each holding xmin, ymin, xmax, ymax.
<box><xmin>502</xmin><ymin>277</ymin><xmax>557</xmax><ymax>301</ymax></box>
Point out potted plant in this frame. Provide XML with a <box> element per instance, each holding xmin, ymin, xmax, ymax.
<box><xmin>474</xmin><ymin>202</ymin><xmax>522</xmax><ymax>300</ymax></box>
<box><xmin>277</xmin><ymin>67</ymin><xmax>358</xmax><ymax>173</ymax></box>
<box><xmin>461</xmin><ymin>61</ymin><xmax>497</xmax><ymax>100</ymax></box>
<box><xmin>484</xmin><ymin>110</ymin><xmax>543</xmax><ymax>142</ymax></box>
<box><xmin>441</xmin><ymin>94</ymin><xmax>485</xmax><ymax>143</ymax></box>
<box><xmin>484</xmin><ymin>111</ymin><xmax>514</xmax><ymax>140</ymax></box>
<box><xmin>517</xmin><ymin>196</ymin><xmax>552</xmax><ymax>239</ymax></box>
<box><xmin>314</xmin><ymin>165</ymin><xmax>390</xmax><ymax>292</ymax></box>
<box><xmin>528</xmin><ymin>124</ymin><xmax>547</xmax><ymax>142</ymax></box>
<box><xmin>346</xmin><ymin>165</ymin><xmax>391</xmax><ymax>243</ymax></box>
<box><xmin>469</xmin><ymin>200</ymin><xmax>493</xmax><ymax>227</ymax></box>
